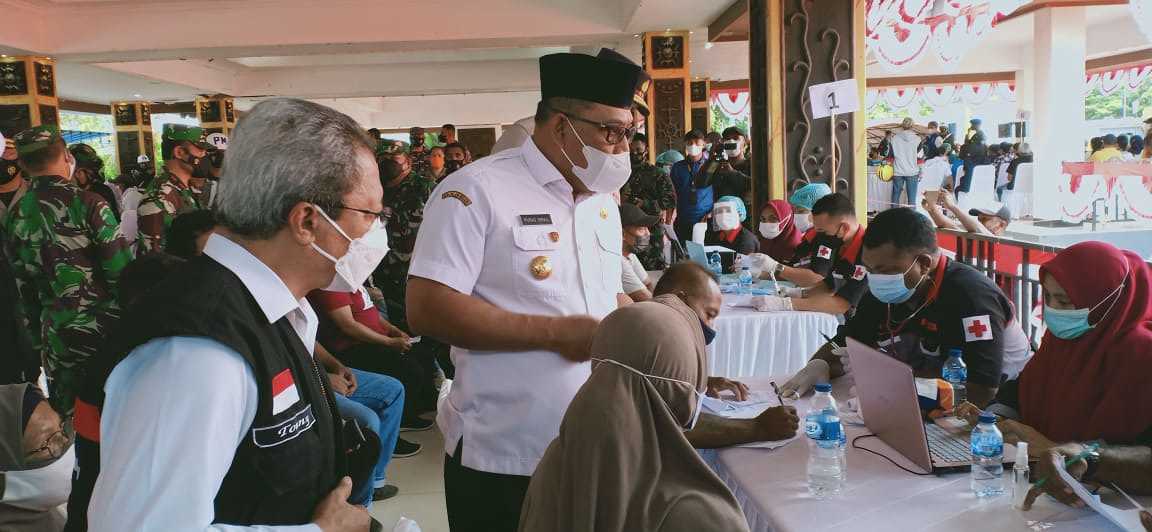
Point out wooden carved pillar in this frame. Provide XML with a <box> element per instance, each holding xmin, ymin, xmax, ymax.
<box><xmin>0</xmin><ymin>56</ymin><xmax>59</xmax><ymax>138</ymax></box>
<box><xmin>195</xmin><ymin>94</ymin><xmax>237</xmax><ymax>136</ymax></box>
<box><xmin>773</xmin><ymin>0</ymin><xmax>867</xmax><ymax>217</ymax></box>
<box><xmin>642</xmin><ymin>31</ymin><xmax>692</xmax><ymax>157</ymax></box>
<box><xmin>111</xmin><ymin>101</ymin><xmax>154</xmax><ymax>174</ymax></box>
<box><xmin>690</xmin><ymin>79</ymin><xmax>712</xmax><ymax>133</ymax></box>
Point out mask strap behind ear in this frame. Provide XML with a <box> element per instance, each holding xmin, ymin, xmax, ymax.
<box><xmin>1088</xmin><ymin>267</ymin><xmax>1130</xmax><ymax>326</ymax></box>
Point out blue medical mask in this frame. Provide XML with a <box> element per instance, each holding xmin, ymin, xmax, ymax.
<box><xmin>868</xmin><ymin>259</ymin><xmax>927</xmax><ymax>304</ymax></box>
<box><xmin>700</xmin><ymin>319</ymin><xmax>717</xmax><ymax>346</ymax></box>
<box><xmin>1043</xmin><ymin>274</ymin><xmax>1128</xmax><ymax>340</ymax></box>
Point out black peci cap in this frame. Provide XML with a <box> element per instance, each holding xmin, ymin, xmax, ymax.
<box><xmin>539</xmin><ymin>53</ymin><xmax>644</xmax><ymax>110</ymax></box>
<box><xmin>596</xmin><ymin>48</ymin><xmax>652</xmax><ymax>116</ymax></box>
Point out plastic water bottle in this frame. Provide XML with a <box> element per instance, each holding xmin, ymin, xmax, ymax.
<box><xmin>942</xmin><ymin>348</ymin><xmax>967</xmax><ymax>406</ymax></box>
<box><xmin>707</xmin><ymin>252</ymin><xmax>723</xmax><ymax>277</ymax></box>
<box><xmin>738</xmin><ymin>266</ymin><xmax>754</xmax><ymax>294</ymax></box>
<box><xmin>805</xmin><ymin>383</ymin><xmax>847</xmax><ymax>497</ymax></box>
<box><xmin>971</xmin><ymin>412</ymin><xmax>1005</xmax><ymax>497</ymax></box>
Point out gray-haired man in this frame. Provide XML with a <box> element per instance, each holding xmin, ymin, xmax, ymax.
<box><xmin>73</xmin><ymin>98</ymin><xmax>381</xmax><ymax>531</ymax></box>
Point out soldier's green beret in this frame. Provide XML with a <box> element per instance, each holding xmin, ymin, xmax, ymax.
<box><xmin>163</xmin><ymin>124</ymin><xmax>204</xmax><ymax>143</ymax></box>
<box><xmin>13</xmin><ymin>125</ymin><xmax>62</xmax><ymax>156</ymax></box>
<box><xmin>68</xmin><ymin>143</ymin><xmax>103</xmax><ymax>168</ymax></box>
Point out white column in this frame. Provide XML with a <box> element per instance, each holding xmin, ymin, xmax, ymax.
<box><xmin>1031</xmin><ymin>7</ymin><xmax>1086</xmax><ymax>220</ymax></box>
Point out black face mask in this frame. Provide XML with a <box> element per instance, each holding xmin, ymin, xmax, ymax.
<box><xmin>630</xmin><ymin>152</ymin><xmax>647</xmax><ymax>167</ymax></box>
<box><xmin>182</xmin><ymin>151</ymin><xmax>214</xmax><ymax>180</ymax></box>
<box><xmin>0</xmin><ymin>159</ymin><xmax>19</xmax><ymax>185</ymax></box>
<box><xmin>445</xmin><ymin>160</ymin><xmax>464</xmax><ymax>175</ymax></box>
<box><xmin>699</xmin><ymin>319</ymin><xmax>717</xmax><ymax>346</ymax></box>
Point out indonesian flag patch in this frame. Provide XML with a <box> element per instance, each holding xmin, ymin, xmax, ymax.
<box><xmin>852</xmin><ymin>265</ymin><xmax>867</xmax><ymax>281</ymax></box>
<box><xmin>817</xmin><ymin>245</ymin><xmax>833</xmax><ymax>260</ymax></box>
<box><xmin>962</xmin><ymin>315</ymin><xmax>993</xmax><ymax>343</ymax></box>
<box><xmin>271</xmin><ymin>369</ymin><xmax>301</xmax><ymax>415</ymax></box>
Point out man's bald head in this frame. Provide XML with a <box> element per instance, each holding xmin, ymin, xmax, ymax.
<box><xmin>654</xmin><ymin>262</ymin><xmax>722</xmax><ymax>327</ymax></box>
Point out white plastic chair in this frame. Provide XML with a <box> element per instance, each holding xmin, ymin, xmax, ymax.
<box><xmin>958</xmin><ymin>165</ymin><xmax>997</xmax><ymax>212</ymax></box>
<box><xmin>1002</xmin><ymin>163</ymin><xmax>1034</xmax><ymax>219</ymax></box>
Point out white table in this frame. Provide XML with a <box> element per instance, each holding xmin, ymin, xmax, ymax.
<box><xmin>867</xmin><ymin>167</ymin><xmax>893</xmax><ymax>213</ymax></box>
<box><xmin>707</xmin><ymin>297</ymin><xmax>840</xmax><ymax>379</ymax></box>
<box><xmin>704</xmin><ymin>377</ymin><xmax>1138</xmax><ymax>532</ymax></box>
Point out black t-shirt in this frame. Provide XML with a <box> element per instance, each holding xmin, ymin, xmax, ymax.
<box><xmin>705</xmin><ymin>227</ymin><xmax>760</xmax><ymax>255</ymax></box>
<box><xmin>808</xmin><ymin>229</ymin><xmax>870</xmax><ymax>309</ymax></box>
<box><xmin>0</xmin><ymin>189</ymin><xmax>17</xmax><ymax>209</ymax></box>
<box><xmin>790</xmin><ymin>229</ymin><xmax>818</xmax><ymax>268</ymax></box>
<box><xmin>839</xmin><ymin>258</ymin><xmax>1011</xmax><ymax>387</ymax></box>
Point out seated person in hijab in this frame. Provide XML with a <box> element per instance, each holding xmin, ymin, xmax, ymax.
<box><xmin>704</xmin><ymin>196</ymin><xmax>758</xmax><ymax>255</ymax></box>
<box><xmin>747</xmin><ymin>183</ymin><xmax>831</xmax><ymax>288</ymax></box>
<box><xmin>755</xmin><ymin>200</ymin><xmax>803</xmax><ymax>265</ymax></box>
<box><xmin>781</xmin><ymin>208</ymin><xmax>1032</xmax><ymax>407</ymax></box>
<box><xmin>0</xmin><ymin>384</ymin><xmax>74</xmax><ymax>532</ymax></box>
<box><xmin>518</xmin><ymin>291</ymin><xmax>755</xmax><ymax>532</ymax></box>
<box><xmin>652</xmin><ymin>263</ymin><xmax>799</xmax><ymax>449</ymax></box>
<box><xmin>951</xmin><ymin>242</ymin><xmax>1152</xmax><ymax>509</ymax></box>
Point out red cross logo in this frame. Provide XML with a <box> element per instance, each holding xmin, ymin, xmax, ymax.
<box><xmin>852</xmin><ymin>265</ymin><xmax>867</xmax><ymax>280</ymax></box>
<box><xmin>817</xmin><ymin>246</ymin><xmax>832</xmax><ymax>260</ymax></box>
<box><xmin>967</xmin><ymin>320</ymin><xmax>987</xmax><ymax>338</ymax></box>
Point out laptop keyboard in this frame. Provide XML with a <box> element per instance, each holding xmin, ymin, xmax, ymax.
<box><xmin>926</xmin><ymin>423</ymin><xmax>970</xmax><ymax>464</ymax></box>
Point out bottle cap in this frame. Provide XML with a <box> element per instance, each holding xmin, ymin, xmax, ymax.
<box><xmin>949</xmin><ymin>348</ymin><xmax>963</xmax><ymax>358</ymax></box>
<box><xmin>815</xmin><ymin>383</ymin><xmax>832</xmax><ymax>392</ymax></box>
<box><xmin>741</xmin><ymin>266</ymin><xmax>749</xmax><ymax>270</ymax></box>
<box><xmin>978</xmin><ymin>412</ymin><xmax>996</xmax><ymax>424</ymax></box>
<box><xmin>1015</xmin><ymin>442</ymin><xmax>1029</xmax><ymax>464</ymax></box>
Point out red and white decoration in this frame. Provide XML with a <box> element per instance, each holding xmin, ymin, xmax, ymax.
<box><xmin>866</xmin><ymin>82</ymin><xmax>1015</xmax><ymax>110</ymax></box>
<box><xmin>1059</xmin><ymin>162</ymin><xmax>1152</xmax><ymax>222</ymax></box>
<box><xmin>867</xmin><ymin>0</ymin><xmax>1027</xmax><ymax>72</ymax></box>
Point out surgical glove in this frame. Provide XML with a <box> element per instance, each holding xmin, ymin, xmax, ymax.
<box><xmin>746</xmin><ymin>253</ymin><xmax>779</xmax><ymax>277</ymax></box>
<box><xmin>751</xmin><ymin>295</ymin><xmax>793</xmax><ymax>312</ymax></box>
<box><xmin>779</xmin><ymin>359</ymin><xmax>830</xmax><ymax>398</ymax></box>
<box><xmin>778</xmin><ymin>286</ymin><xmax>804</xmax><ymax>298</ymax></box>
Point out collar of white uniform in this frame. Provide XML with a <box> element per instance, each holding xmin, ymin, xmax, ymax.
<box><xmin>202</xmin><ymin>233</ymin><xmax>311</xmax><ymax>325</ymax></box>
<box><xmin>522</xmin><ymin>136</ymin><xmax>567</xmax><ymax>187</ymax></box>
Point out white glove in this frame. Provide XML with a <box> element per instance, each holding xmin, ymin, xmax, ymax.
<box><xmin>746</xmin><ymin>253</ymin><xmax>779</xmax><ymax>276</ymax></box>
<box><xmin>779</xmin><ymin>359</ymin><xmax>830</xmax><ymax>398</ymax></box>
<box><xmin>751</xmin><ymin>295</ymin><xmax>793</xmax><ymax>312</ymax></box>
<box><xmin>831</xmin><ymin>343</ymin><xmax>851</xmax><ymax>375</ymax></box>
<box><xmin>778</xmin><ymin>286</ymin><xmax>804</xmax><ymax>298</ymax></box>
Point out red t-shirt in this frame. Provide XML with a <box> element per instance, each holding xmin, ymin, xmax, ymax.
<box><xmin>307</xmin><ymin>289</ymin><xmax>389</xmax><ymax>352</ymax></box>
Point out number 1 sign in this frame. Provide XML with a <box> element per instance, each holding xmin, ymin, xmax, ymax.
<box><xmin>808</xmin><ymin>79</ymin><xmax>860</xmax><ymax>120</ymax></box>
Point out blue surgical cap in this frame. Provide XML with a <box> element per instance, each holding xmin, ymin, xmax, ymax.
<box><xmin>789</xmin><ymin>183</ymin><xmax>832</xmax><ymax>211</ymax></box>
<box><xmin>714</xmin><ymin>195</ymin><xmax>747</xmax><ymax>222</ymax></box>
<box><xmin>655</xmin><ymin>149</ymin><xmax>685</xmax><ymax>166</ymax></box>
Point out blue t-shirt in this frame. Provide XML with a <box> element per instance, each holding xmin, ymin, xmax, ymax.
<box><xmin>670</xmin><ymin>156</ymin><xmax>714</xmax><ymax>225</ymax></box>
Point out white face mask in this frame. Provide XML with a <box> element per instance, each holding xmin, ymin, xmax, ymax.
<box><xmin>685</xmin><ymin>144</ymin><xmax>704</xmax><ymax>158</ymax></box>
<box><xmin>713</xmin><ymin>211</ymin><xmax>740</xmax><ymax>231</ymax></box>
<box><xmin>759</xmin><ymin>221</ymin><xmax>784</xmax><ymax>239</ymax></box>
<box><xmin>593</xmin><ymin>358</ymin><xmax>705</xmax><ymax>430</ymax></box>
<box><xmin>794</xmin><ymin>213</ymin><xmax>814</xmax><ymax>233</ymax></box>
<box><xmin>311</xmin><ymin>207</ymin><xmax>391</xmax><ymax>293</ymax></box>
<box><xmin>557</xmin><ymin>118</ymin><xmax>632</xmax><ymax>194</ymax></box>
<box><xmin>2</xmin><ymin>444</ymin><xmax>75</xmax><ymax>511</ymax></box>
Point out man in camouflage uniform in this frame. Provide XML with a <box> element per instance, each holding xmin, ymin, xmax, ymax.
<box><xmin>374</xmin><ymin>146</ymin><xmax>437</xmax><ymax>329</ymax></box>
<box><xmin>0</xmin><ymin>133</ymin><xmax>28</xmax><ymax>232</ymax></box>
<box><xmin>623</xmin><ymin>133</ymin><xmax>676</xmax><ymax>270</ymax></box>
<box><xmin>136</xmin><ymin>124</ymin><xmax>211</xmax><ymax>255</ymax></box>
<box><xmin>4</xmin><ymin>126</ymin><xmax>133</xmax><ymax>413</ymax></box>
<box><xmin>408</xmin><ymin>126</ymin><xmax>431</xmax><ymax>174</ymax></box>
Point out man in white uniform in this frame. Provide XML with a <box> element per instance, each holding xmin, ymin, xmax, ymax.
<box><xmin>407</xmin><ymin>52</ymin><xmax>641</xmax><ymax>532</ymax></box>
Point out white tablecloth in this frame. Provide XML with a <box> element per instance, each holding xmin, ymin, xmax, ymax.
<box><xmin>704</xmin><ymin>377</ymin><xmax>1140</xmax><ymax>532</ymax></box>
<box><xmin>707</xmin><ymin>300</ymin><xmax>840</xmax><ymax>379</ymax></box>
<box><xmin>867</xmin><ymin>167</ymin><xmax>894</xmax><ymax>213</ymax></box>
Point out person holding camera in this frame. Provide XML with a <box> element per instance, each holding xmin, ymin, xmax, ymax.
<box><xmin>694</xmin><ymin>128</ymin><xmax>752</xmax><ymax>218</ymax></box>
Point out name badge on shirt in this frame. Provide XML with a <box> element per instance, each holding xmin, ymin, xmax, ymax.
<box><xmin>520</xmin><ymin>214</ymin><xmax>554</xmax><ymax>226</ymax></box>
<box><xmin>252</xmin><ymin>403</ymin><xmax>316</xmax><ymax>448</ymax></box>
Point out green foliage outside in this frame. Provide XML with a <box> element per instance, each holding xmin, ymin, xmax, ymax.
<box><xmin>58</xmin><ymin>112</ymin><xmax>118</xmax><ymax>178</ymax></box>
<box><xmin>1083</xmin><ymin>82</ymin><xmax>1152</xmax><ymax>120</ymax></box>
<box><xmin>710</xmin><ymin>102</ymin><xmax>749</xmax><ymax>137</ymax></box>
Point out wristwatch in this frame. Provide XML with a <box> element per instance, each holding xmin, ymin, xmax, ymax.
<box><xmin>774</xmin><ymin>263</ymin><xmax>786</xmax><ymax>278</ymax></box>
<box><xmin>1079</xmin><ymin>441</ymin><xmax>1103</xmax><ymax>482</ymax></box>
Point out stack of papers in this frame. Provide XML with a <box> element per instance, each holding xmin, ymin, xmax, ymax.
<box><xmin>701</xmin><ymin>390</ymin><xmax>801</xmax><ymax>450</ymax></box>
<box><xmin>1056</xmin><ymin>463</ymin><xmax>1146</xmax><ymax>531</ymax></box>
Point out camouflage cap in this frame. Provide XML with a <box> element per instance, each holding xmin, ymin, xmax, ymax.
<box><xmin>13</xmin><ymin>125</ymin><xmax>62</xmax><ymax>156</ymax></box>
<box><xmin>68</xmin><ymin>143</ymin><xmax>103</xmax><ymax>168</ymax></box>
<box><xmin>378</xmin><ymin>140</ymin><xmax>410</xmax><ymax>156</ymax></box>
<box><xmin>162</xmin><ymin>123</ymin><xmax>204</xmax><ymax>143</ymax></box>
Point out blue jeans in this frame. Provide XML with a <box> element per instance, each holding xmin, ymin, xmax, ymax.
<box><xmin>891</xmin><ymin>175</ymin><xmax>919</xmax><ymax>207</ymax></box>
<box><xmin>335</xmin><ymin>368</ymin><xmax>405</xmax><ymax>507</ymax></box>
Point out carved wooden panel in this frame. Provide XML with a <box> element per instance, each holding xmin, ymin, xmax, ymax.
<box><xmin>691</xmin><ymin>107</ymin><xmax>708</xmax><ymax>134</ymax></box>
<box><xmin>38</xmin><ymin>105</ymin><xmax>58</xmax><ymax>126</ymax></box>
<box><xmin>198</xmin><ymin>100</ymin><xmax>221</xmax><ymax>123</ymax></box>
<box><xmin>0</xmin><ymin>104</ymin><xmax>31</xmax><ymax>137</ymax></box>
<box><xmin>690</xmin><ymin>81</ymin><xmax>709</xmax><ymax>103</ymax></box>
<box><xmin>114</xmin><ymin>103</ymin><xmax>138</xmax><ymax>126</ymax></box>
<box><xmin>653</xmin><ymin>78</ymin><xmax>686</xmax><ymax>155</ymax></box>
<box><xmin>224</xmin><ymin>99</ymin><xmax>235</xmax><ymax>123</ymax></box>
<box><xmin>651</xmin><ymin>36</ymin><xmax>685</xmax><ymax>70</ymax></box>
<box><xmin>782</xmin><ymin>0</ymin><xmax>855</xmax><ymax>197</ymax></box>
<box><xmin>34</xmin><ymin>62</ymin><xmax>55</xmax><ymax>98</ymax></box>
<box><xmin>117</xmin><ymin>131</ymin><xmax>141</xmax><ymax>173</ymax></box>
<box><xmin>141</xmin><ymin>104</ymin><xmax>152</xmax><ymax>126</ymax></box>
<box><xmin>0</xmin><ymin>61</ymin><xmax>28</xmax><ymax>96</ymax></box>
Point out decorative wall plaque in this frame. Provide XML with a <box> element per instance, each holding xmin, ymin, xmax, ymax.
<box><xmin>691</xmin><ymin>108</ymin><xmax>708</xmax><ymax>134</ymax></box>
<box><xmin>199</xmin><ymin>100</ymin><xmax>221</xmax><ymax>123</ymax></box>
<box><xmin>39</xmin><ymin>105</ymin><xmax>58</xmax><ymax>126</ymax></box>
<box><xmin>651</xmin><ymin>36</ymin><xmax>685</xmax><ymax>70</ymax></box>
<box><xmin>0</xmin><ymin>62</ymin><xmax>28</xmax><ymax>96</ymax></box>
<box><xmin>34</xmin><ymin>62</ymin><xmax>55</xmax><ymax>97</ymax></box>
<box><xmin>224</xmin><ymin>99</ymin><xmax>235</xmax><ymax>122</ymax></box>
<box><xmin>117</xmin><ymin>131</ymin><xmax>141</xmax><ymax>172</ymax></box>
<box><xmin>653</xmin><ymin>78</ymin><xmax>686</xmax><ymax>154</ymax></box>
<box><xmin>690</xmin><ymin>81</ymin><xmax>708</xmax><ymax>103</ymax></box>
<box><xmin>114</xmin><ymin>104</ymin><xmax>138</xmax><ymax>126</ymax></box>
<box><xmin>141</xmin><ymin>104</ymin><xmax>151</xmax><ymax>125</ymax></box>
<box><xmin>0</xmin><ymin>104</ymin><xmax>31</xmax><ymax>137</ymax></box>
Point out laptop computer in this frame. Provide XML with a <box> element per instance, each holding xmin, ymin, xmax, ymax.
<box><xmin>846</xmin><ymin>338</ymin><xmax>1015</xmax><ymax>474</ymax></box>
<box><xmin>685</xmin><ymin>240</ymin><xmax>709</xmax><ymax>268</ymax></box>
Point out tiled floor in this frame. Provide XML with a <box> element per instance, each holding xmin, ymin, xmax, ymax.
<box><xmin>370</xmin><ymin>426</ymin><xmax>450</xmax><ymax>532</ymax></box>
